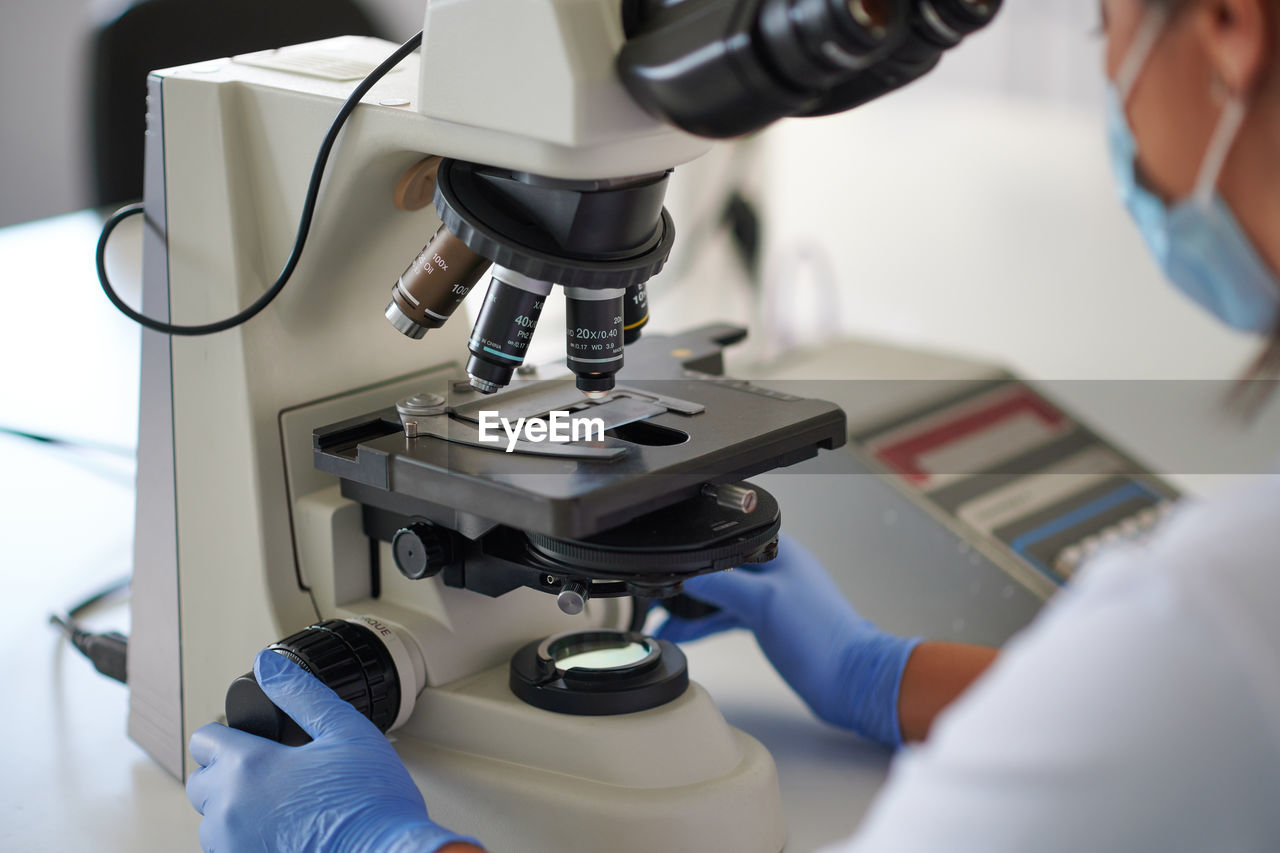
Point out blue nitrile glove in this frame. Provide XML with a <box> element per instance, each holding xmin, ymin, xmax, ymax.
<box><xmin>186</xmin><ymin>650</ymin><xmax>479</xmax><ymax>853</ymax></box>
<box><xmin>656</xmin><ymin>536</ymin><xmax>922</xmax><ymax>746</ymax></box>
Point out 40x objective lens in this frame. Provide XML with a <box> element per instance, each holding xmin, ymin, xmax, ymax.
<box><xmin>623</xmin><ymin>281</ymin><xmax>649</xmax><ymax>345</ymax></box>
<box><xmin>386</xmin><ymin>224</ymin><xmax>492</xmax><ymax>339</ymax></box>
<box><xmin>565</xmin><ymin>287</ymin><xmax>624</xmax><ymax>398</ymax></box>
<box><xmin>466</xmin><ymin>268</ymin><xmax>552</xmax><ymax>394</ymax></box>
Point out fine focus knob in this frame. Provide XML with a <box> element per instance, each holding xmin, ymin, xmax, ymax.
<box><xmin>392</xmin><ymin>522</ymin><xmax>454</xmax><ymax>580</ymax></box>
<box><xmin>225</xmin><ymin>619</ymin><xmax>400</xmax><ymax>745</ymax></box>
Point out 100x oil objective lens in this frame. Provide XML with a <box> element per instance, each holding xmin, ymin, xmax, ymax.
<box><xmin>623</xmin><ymin>282</ymin><xmax>649</xmax><ymax>345</ymax></box>
<box><xmin>564</xmin><ymin>287</ymin><xmax>625</xmax><ymax>398</ymax></box>
<box><xmin>466</xmin><ymin>268</ymin><xmax>552</xmax><ymax>394</ymax></box>
<box><xmin>386</xmin><ymin>224</ymin><xmax>492</xmax><ymax>339</ymax></box>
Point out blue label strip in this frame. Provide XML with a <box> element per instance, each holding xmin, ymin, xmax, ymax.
<box><xmin>469</xmin><ymin>339</ymin><xmax>523</xmax><ymax>362</ymax></box>
<box><xmin>1009</xmin><ymin>480</ymin><xmax>1159</xmax><ymax>581</ymax></box>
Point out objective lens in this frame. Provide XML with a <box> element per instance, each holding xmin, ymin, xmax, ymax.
<box><xmin>564</xmin><ymin>287</ymin><xmax>625</xmax><ymax>399</ymax></box>
<box><xmin>386</xmin><ymin>224</ymin><xmax>492</xmax><ymax>339</ymax></box>
<box><xmin>466</xmin><ymin>268</ymin><xmax>552</xmax><ymax>394</ymax></box>
<box><xmin>623</xmin><ymin>282</ymin><xmax>650</xmax><ymax>345</ymax></box>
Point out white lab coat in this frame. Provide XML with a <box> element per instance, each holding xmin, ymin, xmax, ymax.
<box><xmin>826</xmin><ymin>472</ymin><xmax>1280</xmax><ymax>853</ymax></box>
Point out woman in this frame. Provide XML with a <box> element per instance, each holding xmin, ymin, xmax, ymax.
<box><xmin>185</xmin><ymin>0</ymin><xmax>1280</xmax><ymax>850</ymax></box>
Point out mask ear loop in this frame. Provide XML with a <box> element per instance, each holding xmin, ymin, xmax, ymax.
<box><xmin>1116</xmin><ymin>6</ymin><xmax>1171</xmax><ymax>102</ymax></box>
<box><xmin>1191</xmin><ymin>95</ymin><xmax>1248</xmax><ymax>208</ymax></box>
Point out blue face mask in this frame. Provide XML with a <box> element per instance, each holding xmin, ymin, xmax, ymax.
<box><xmin>1106</xmin><ymin>8</ymin><xmax>1280</xmax><ymax>333</ymax></box>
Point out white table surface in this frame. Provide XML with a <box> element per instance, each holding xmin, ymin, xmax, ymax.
<box><xmin>0</xmin><ymin>210</ymin><xmax>203</xmax><ymax>850</ymax></box>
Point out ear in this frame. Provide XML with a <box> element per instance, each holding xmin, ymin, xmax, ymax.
<box><xmin>1193</xmin><ymin>0</ymin><xmax>1272</xmax><ymax>95</ymax></box>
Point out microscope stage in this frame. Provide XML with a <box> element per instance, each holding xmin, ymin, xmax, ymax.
<box><xmin>314</xmin><ymin>326</ymin><xmax>846</xmax><ymax>539</ymax></box>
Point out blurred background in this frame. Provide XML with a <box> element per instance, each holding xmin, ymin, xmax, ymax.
<box><xmin>0</xmin><ymin>0</ymin><xmax>1270</xmax><ymax>392</ymax></box>
<box><xmin>0</xmin><ymin>1</ymin><xmax>1099</xmax><ymax>227</ymax></box>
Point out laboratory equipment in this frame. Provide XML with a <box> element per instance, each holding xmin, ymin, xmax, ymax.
<box><xmin>115</xmin><ymin>2</ymin><xmax>1006</xmax><ymax>851</ymax></box>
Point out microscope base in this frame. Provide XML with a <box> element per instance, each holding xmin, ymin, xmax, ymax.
<box><xmin>394</xmin><ymin>666</ymin><xmax>786</xmax><ymax>853</ymax></box>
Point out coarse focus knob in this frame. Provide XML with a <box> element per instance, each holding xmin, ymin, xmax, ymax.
<box><xmin>225</xmin><ymin>619</ymin><xmax>400</xmax><ymax>745</ymax></box>
<box><xmin>392</xmin><ymin>522</ymin><xmax>454</xmax><ymax>580</ymax></box>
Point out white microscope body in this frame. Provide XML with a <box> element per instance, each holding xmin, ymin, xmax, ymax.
<box><xmin>127</xmin><ymin>2</ymin><xmax>787</xmax><ymax>850</ymax></box>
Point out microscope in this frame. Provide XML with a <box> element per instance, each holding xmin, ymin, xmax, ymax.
<box><xmin>120</xmin><ymin>1</ymin><xmax>1001</xmax><ymax>850</ymax></box>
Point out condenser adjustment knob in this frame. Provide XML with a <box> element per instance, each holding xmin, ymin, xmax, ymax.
<box><xmin>392</xmin><ymin>522</ymin><xmax>455</xmax><ymax>580</ymax></box>
<box><xmin>702</xmin><ymin>482</ymin><xmax>758</xmax><ymax>514</ymax></box>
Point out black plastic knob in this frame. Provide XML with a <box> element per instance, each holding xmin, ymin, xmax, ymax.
<box><xmin>225</xmin><ymin>619</ymin><xmax>400</xmax><ymax>745</ymax></box>
<box><xmin>392</xmin><ymin>522</ymin><xmax>454</xmax><ymax>580</ymax></box>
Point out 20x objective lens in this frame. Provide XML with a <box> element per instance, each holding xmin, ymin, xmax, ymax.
<box><xmin>466</xmin><ymin>268</ymin><xmax>552</xmax><ymax>394</ymax></box>
<box><xmin>565</xmin><ymin>287</ymin><xmax>625</xmax><ymax>398</ymax></box>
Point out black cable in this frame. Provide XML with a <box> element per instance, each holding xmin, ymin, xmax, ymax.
<box><xmin>50</xmin><ymin>616</ymin><xmax>128</xmax><ymax>684</ymax></box>
<box><xmin>0</xmin><ymin>425</ymin><xmax>135</xmax><ymax>458</ymax></box>
<box><xmin>67</xmin><ymin>576</ymin><xmax>131</xmax><ymax>618</ymax></box>
<box><xmin>50</xmin><ymin>576</ymin><xmax>132</xmax><ymax>685</ymax></box>
<box><xmin>96</xmin><ymin>31</ymin><xmax>425</xmax><ymax>336</ymax></box>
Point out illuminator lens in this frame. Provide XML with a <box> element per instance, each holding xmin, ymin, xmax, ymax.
<box><xmin>554</xmin><ymin>638</ymin><xmax>655</xmax><ymax>671</ymax></box>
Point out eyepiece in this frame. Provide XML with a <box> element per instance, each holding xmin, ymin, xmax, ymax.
<box><xmin>921</xmin><ymin>0</ymin><xmax>1000</xmax><ymax>39</ymax></box>
<box><xmin>797</xmin><ymin>0</ymin><xmax>1003</xmax><ymax>116</ymax></box>
<box><xmin>820</xmin><ymin>0</ymin><xmax>902</xmax><ymax>54</ymax></box>
<box><xmin>758</xmin><ymin>0</ymin><xmax>909</xmax><ymax>93</ymax></box>
<box><xmin>850</xmin><ymin>0</ymin><xmax>893</xmax><ymax>35</ymax></box>
<box><xmin>465</xmin><ymin>268</ymin><xmax>552</xmax><ymax>395</ymax></box>
<box><xmin>619</xmin><ymin>0</ymin><xmax>1000</xmax><ymax>137</ymax></box>
<box><xmin>386</xmin><ymin>224</ymin><xmax>492</xmax><ymax>339</ymax></box>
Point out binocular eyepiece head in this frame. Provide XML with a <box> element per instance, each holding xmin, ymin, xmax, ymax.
<box><xmin>618</xmin><ymin>0</ymin><xmax>1003</xmax><ymax>138</ymax></box>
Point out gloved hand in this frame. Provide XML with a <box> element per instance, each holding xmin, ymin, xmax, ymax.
<box><xmin>186</xmin><ymin>650</ymin><xmax>479</xmax><ymax>853</ymax></box>
<box><xmin>657</xmin><ymin>536</ymin><xmax>921</xmax><ymax>746</ymax></box>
